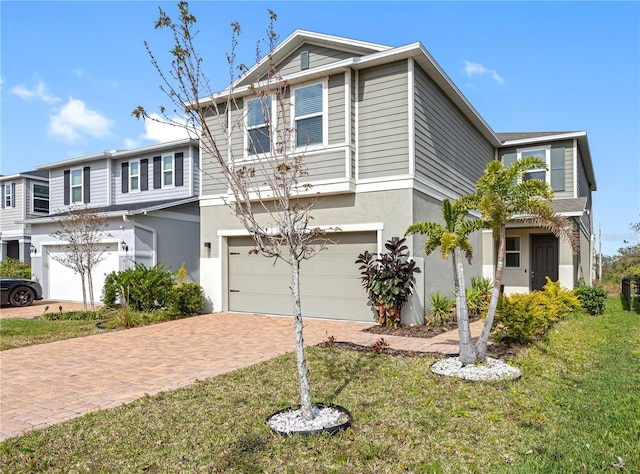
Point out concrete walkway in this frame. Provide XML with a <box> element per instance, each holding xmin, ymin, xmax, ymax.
<box><xmin>0</xmin><ymin>312</ymin><xmax>484</xmax><ymax>441</ymax></box>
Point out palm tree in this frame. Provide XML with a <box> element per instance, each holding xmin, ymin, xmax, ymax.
<box><xmin>461</xmin><ymin>156</ymin><xmax>578</xmax><ymax>361</ymax></box>
<box><xmin>406</xmin><ymin>199</ymin><xmax>486</xmax><ymax>365</ymax></box>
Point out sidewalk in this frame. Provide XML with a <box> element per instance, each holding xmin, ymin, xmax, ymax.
<box><xmin>0</xmin><ymin>312</ymin><xmax>484</xmax><ymax>441</ymax></box>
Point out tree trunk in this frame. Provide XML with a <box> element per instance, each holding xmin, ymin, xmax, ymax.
<box><xmin>86</xmin><ymin>264</ymin><xmax>95</xmax><ymax>312</ymax></box>
<box><xmin>291</xmin><ymin>258</ymin><xmax>314</xmax><ymax>420</ymax></box>
<box><xmin>452</xmin><ymin>250</ymin><xmax>476</xmax><ymax>365</ymax></box>
<box><xmin>476</xmin><ymin>224</ymin><xmax>506</xmax><ymax>361</ymax></box>
<box><xmin>80</xmin><ymin>270</ymin><xmax>88</xmax><ymax>312</ymax></box>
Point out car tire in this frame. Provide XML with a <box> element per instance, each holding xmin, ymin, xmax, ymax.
<box><xmin>8</xmin><ymin>287</ymin><xmax>35</xmax><ymax>307</ymax></box>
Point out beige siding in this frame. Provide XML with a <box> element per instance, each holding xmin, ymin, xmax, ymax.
<box><xmin>202</xmin><ymin>107</ymin><xmax>232</xmax><ymax>196</ymax></box>
<box><xmin>0</xmin><ymin>181</ymin><xmax>24</xmax><ymax>232</ymax></box>
<box><xmin>328</xmin><ymin>74</ymin><xmax>345</xmax><ymax>145</ymax></box>
<box><xmin>414</xmin><ymin>65</ymin><xmax>494</xmax><ymax>196</ymax></box>
<box><xmin>550</xmin><ymin>140</ymin><xmax>573</xmax><ymax>199</ymax></box>
<box><xmin>358</xmin><ymin>61</ymin><xmax>410</xmax><ymax>179</ymax></box>
<box><xmin>304</xmin><ymin>149</ymin><xmax>346</xmax><ymax>181</ymax></box>
<box><xmin>576</xmin><ymin>146</ymin><xmax>590</xmax><ymax>198</ymax></box>
<box><xmin>276</xmin><ymin>44</ymin><xmax>359</xmax><ymax>77</ymax></box>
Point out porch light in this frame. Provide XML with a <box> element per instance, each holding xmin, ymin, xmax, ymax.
<box><xmin>121</xmin><ymin>240</ymin><xmax>128</xmax><ymax>252</ymax></box>
<box><xmin>30</xmin><ymin>244</ymin><xmax>37</xmax><ymax>254</ymax></box>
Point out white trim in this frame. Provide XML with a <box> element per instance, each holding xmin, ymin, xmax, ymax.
<box><xmin>107</xmin><ymin>159</ymin><xmax>112</xmax><ymax>205</ymax></box>
<box><xmin>573</xmin><ymin>138</ymin><xmax>578</xmax><ymax>198</ymax></box>
<box><xmin>244</xmin><ymin>95</ymin><xmax>274</xmax><ymax>158</ymax></box>
<box><xmin>354</xmin><ymin>69</ymin><xmax>360</xmax><ymax>181</ymax></box>
<box><xmin>30</xmin><ymin>181</ymin><xmax>49</xmax><ymax>215</ymax></box>
<box><xmin>129</xmin><ymin>159</ymin><xmax>141</xmax><ymax>193</ymax></box>
<box><xmin>161</xmin><ymin>155</ymin><xmax>174</xmax><ymax>189</ymax></box>
<box><xmin>345</xmin><ymin>69</ymin><xmax>351</xmax><ymax>179</ymax></box>
<box><xmin>218</xmin><ymin>222</ymin><xmax>383</xmax><ymax>237</ymax></box>
<box><xmin>70</xmin><ymin>167</ymin><xmax>84</xmax><ymax>204</ymax></box>
<box><xmin>408</xmin><ymin>58</ymin><xmax>415</xmax><ymax>175</ymax></box>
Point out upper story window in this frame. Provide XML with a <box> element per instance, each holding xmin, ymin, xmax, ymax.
<box><xmin>129</xmin><ymin>161</ymin><xmax>140</xmax><ymax>192</ymax></box>
<box><xmin>507</xmin><ymin>145</ymin><xmax>566</xmax><ymax>193</ymax></box>
<box><xmin>2</xmin><ymin>182</ymin><xmax>15</xmax><ymax>208</ymax></box>
<box><xmin>71</xmin><ymin>168</ymin><xmax>83</xmax><ymax>204</ymax></box>
<box><xmin>505</xmin><ymin>236</ymin><xmax>521</xmax><ymax>268</ymax></box>
<box><xmin>64</xmin><ymin>167</ymin><xmax>90</xmax><ymax>205</ymax></box>
<box><xmin>247</xmin><ymin>97</ymin><xmax>272</xmax><ymax>155</ymax></box>
<box><xmin>32</xmin><ymin>183</ymin><xmax>49</xmax><ymax>213</ymax></box>
<box><xmin>162</xmin><ymin>155</ymin><xmax>173</xmax><ymax>187</ymax></box>
<box><xmin>294</xmin><ymin>83</ymin><xmax>324</xmax><ymax>148</ymax></box>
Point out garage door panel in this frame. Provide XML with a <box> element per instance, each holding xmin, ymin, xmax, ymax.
<box><xmin>228</xmin><ymin>232</ymin><xmax>376</xmax><ymax>321</ymax></box>
<box><xmin>47</xmin><ymin>244</ymin><xmax>119</xmax><ymax>303</ymax></box>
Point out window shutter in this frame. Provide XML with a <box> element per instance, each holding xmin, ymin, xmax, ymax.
<box><xmin>1</xmin><ymin>184</ymin><xmax>5</xmax><ymax>209</ymax></box>
<box><xmin>141</xmin><ymin>159</ymin><xmax>149</xmax><ymax>191</ymax></box>
<box><xmin>153</xmin><ymin>156</ymin><xmax>161</xmax><ymax>189</ymax></box>
<box><xmin>502</xmin><ymin>152</ymin><xmax>517</xmax><ymax>168</ymax></box>
<box><xmin>300</xmin><ymin>50</ymin><xmax>309</xmax><ymax>71</ymax></box>
<box><xmin>175</xmin><ymin>153</ymin><xmax>184</xmax><ymax>187</ymax></box>
<box><xmin>550</xmin><ymin>147</ymin><xmax>565</xmax><ymax>192</ymax></box>
<box><xmin>11</xmin><ymin>183</ymin><xmax>15</xmax><ymax>207</ymax></box>
<box><xmin>63</xmin><ymin>170</ymin><xmax>70</xmax><ymax>205</ymax></box>
<box><xmin>83</xmin><ymin>166</ymin><xmax>91</xmax><ymax>203</ymax></box>
<box><xmin>121</xmin><ymin>162</ymin><xmax>129</xmax><ymax>193</ymax></box>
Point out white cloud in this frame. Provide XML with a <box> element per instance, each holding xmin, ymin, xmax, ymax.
<box><xmin>141</xmin><ymin>113</ymin><xmax>193</xmax><ymax>142</ymax></box>
<box><xmin>48</xmin><ymin>98</ymin><xmax>113</xmax><ymax>141</ymax></box>
<box><xmin>11</xmin><ymin>80</ymin><xmax>61</xmax><ymax>103</ymax></box>
<box><xmin>464</xmin><ymin>60</ymin><xmax>504</xmax><ymax>85</ymax></box>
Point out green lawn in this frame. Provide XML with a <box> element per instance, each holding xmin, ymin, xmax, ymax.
<box><xmin>1</xmin><ymin>298</ymin><xmax>638</xmax><ymax>473</ymax></box>
<box><xmin>0</xmin><ymin>318</ymin><xmax>108</xmax><ymax>351</ymax></box>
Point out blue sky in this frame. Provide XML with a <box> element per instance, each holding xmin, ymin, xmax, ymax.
<box><xmin>1</xmin><ymin>1</ymin><xmax>638</xmax><ymax>256</ymax></box>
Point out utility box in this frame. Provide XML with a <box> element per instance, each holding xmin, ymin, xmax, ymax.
<box><xmin>622</xmin><ymin>275</ymin><xmax>640</xmax><ymax>311</ymax></box>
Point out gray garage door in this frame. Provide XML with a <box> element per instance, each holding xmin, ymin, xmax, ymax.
<box><xmin>228</xmin><ymin>231</ymin><xmax>377</xmax><ymax>321</ymax></box>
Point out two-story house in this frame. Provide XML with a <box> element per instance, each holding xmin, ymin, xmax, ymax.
<box><xmin>484</xmin><ymin>131</ymin><xmax>597</xmax><ymax>294</ymax></box>
<box><xmin>28</xmin><ymin>138</ymin><xmax>200</xmax><ymax>303</ymax></box>
<box><xmin>197</xmin><ymin>31</ymin><xmax>596</xmax><ymax>324</ymax></box>
<box><xmin>0</xmin><ymin>170</ymin><xmax>49</xmax><ymax>266</ymax></box>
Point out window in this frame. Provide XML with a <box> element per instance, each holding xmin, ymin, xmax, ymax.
<box><xmin>521</xmin><ymin>148</ymin><xmax>547</xmax><ymax>183</ymax></box>
<box><xmin>129</xmin><ymin>161</ymin><xmax>140</xmax><ymax>192</ymax></box>
<box><xmin>294</xmin><ymin>83</ymin><xmax>324</xmax><ymax>148</ymax></box>
<box><xmin>71</xmin><ymin>168</ymin><xmax>83</xmax><ymax>203</ymax></box>
<box><xmin>162</xmin><ymin>155</ymin><xmax>173</xmax><ymax>187</ymax></box>
<box><xmin>32</xmin><ymin>183</ymin><xmax>49</xmax><ymax>213</ymax></box>
<box><xmin>514</xmin><ymin>145</ymin><xmax>565</xmax><ymax>192</ymax></box>
<box><xmin>505</xmin><ymin>236</ymin><xmax>521</xmax><ymax>268</ymax></box>
<box><xmin>247</xmin><ymin>97</ymin><xmax>272</xmax><ymax>155</ymax></box>
<box><xmin>2</xmin><ymin>183</ymin><xmax>14</xmax><ymax>208</ymax></box>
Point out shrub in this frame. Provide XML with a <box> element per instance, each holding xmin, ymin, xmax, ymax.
<box><xmin>574</xmin><ymin>284</ymin><xmax>607</xmax><ymax>315</ymax></box>
<box><xmin>426</xmin><ymin>292</ymin><xmax>455</xmax><ymax>327</ymax></box>
<box><xmin>0</xmin><ymin>257</ymin><xmax>31</xmax><ymax>279</ymax></box>
<box><xmin>171</xmin><ymin>282</ymin><xmax>204</xmax><ymax>316</ymax></box>
<box><xmin>356</xmin><ymin>237</ymin><xmax>421</xmax><ymax>328</ymax></box>
<box><xmin>102</xmin><ymin>263</ymin><xmax>175</xmax><ymax>311</ymax></box>
<box><xmin>494</xmin><ymin>278</ymin><xmax>579</xmax><ymax>344</ymax></box>
<box><xmin>466</xmin><ymin>276</ymin><xmax>493</xmax><ymax>319</ymax></box>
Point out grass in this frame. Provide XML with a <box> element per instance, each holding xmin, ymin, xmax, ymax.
<box><xmin>0</xmin><ymin>318</ymin><xmax>107</xmax><ymax>351</ymax></box>
<box><xmin>1</xmin><ymin>297</ymin><xmax>638</xmax><ymax>473</ymax></box>
<box><xmin>0</xmin><ymin>308</ymin><xmax>191</xmax><ymax>351</ymax></box>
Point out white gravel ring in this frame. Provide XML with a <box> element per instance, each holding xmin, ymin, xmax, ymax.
<box><xmin>266</xmin><ymin>405</ymin><xmax>351</xmax><ymax>435</ymax></box>
<box><xmin>431</xmin><ymin>356</ymin><xmax>522</xmax><ymax>381</ymax></box>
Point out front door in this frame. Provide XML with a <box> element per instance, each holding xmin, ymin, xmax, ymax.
<box><xmin>530</xmin><ymin>234</ymin><xmax>559</xmax><ymax>291</ymax></box>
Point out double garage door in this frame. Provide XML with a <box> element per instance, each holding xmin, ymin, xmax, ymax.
<box><xmin>47</xmin><ymin>244</ymin><xmax>119</xmax><ymax>303</ymax></box>
<box><xmin>228</xmin><ymin>232</ymin><xmax>377</xmax><ymax>321</ymax></box>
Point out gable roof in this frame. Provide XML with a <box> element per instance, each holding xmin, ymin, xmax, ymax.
<box><xmin>499</xmin><ymin>131</ymin><xmax>596</xmax><ymax>192</ymax></box>
<box><xmin>0</xmin><ymin>170</ymin><xmax>49</xmax><ymax>182</ymax></box>
<box><xmin>198</xmin><ymin>30</ymin><xmax>502</xmax><ymax>148</ymax></box>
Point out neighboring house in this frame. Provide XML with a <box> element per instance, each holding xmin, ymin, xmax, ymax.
<box><xmin>27</xmin><ymin>139</ymin><xmax>201</xmax><ymax>303</ymax></box>
<box><xmin>198</xmin><ymin>30</ymin><xmax>507</xmax><ymax>324</ymax></box>
<box><xmin>0</xmin><ymin>170</ymin><xmax>49</xmax><ymax>266</ymax></box>
<box><xmin>482</xmin><ymin>131</ymin><xmax>597</xmax><ymax>294</ymax></box>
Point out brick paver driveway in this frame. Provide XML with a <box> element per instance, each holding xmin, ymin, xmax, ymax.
<box><xmin>1</xmin><ymin>311</ymin><xmax>477</xmax><ymax>440</ymax></box>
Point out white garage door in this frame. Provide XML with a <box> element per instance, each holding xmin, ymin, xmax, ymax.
<box><xmin>228</xmin><ymin>231</ymin><xmax>377</xmax><ymax>321</ymax></box>
<box><xmin>47</xmin><ymin>244</ymin><xmax>119</xmax><ymax>303</ymax></box>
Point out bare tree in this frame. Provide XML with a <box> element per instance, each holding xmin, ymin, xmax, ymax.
<box><xmin>50</xmin><ymin>207</ymin><xmax>108</xmax><ymax>311</ymax></box>
<box><xmin>133</xmin><ymin>2</ymin><xmax>332</xmax><ymax>420</ymax></box>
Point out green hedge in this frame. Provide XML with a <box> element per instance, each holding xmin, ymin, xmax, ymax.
<box><xmin>0</xmin><ymin>258</ymin><xmax>31</xmax><ymax>279</ymax></box>
<box><xmin>494</xmin><ymin>279</ymin><xmax>580</xmax><ymax>344</ymax></box>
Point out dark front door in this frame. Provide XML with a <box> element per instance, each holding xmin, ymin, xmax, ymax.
<box><xmin>530</xmin><ymin>234</ymin><xmax>559</xmax><ymax>291</ymax></box>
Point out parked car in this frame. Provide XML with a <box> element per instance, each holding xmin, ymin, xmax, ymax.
<box><xmin>0</xmin><ymin>278</ymin><xmax>44</xmax><ymax>307</ymax></box>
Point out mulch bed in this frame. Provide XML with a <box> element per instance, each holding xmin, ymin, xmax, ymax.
<box><xmin>317</xmin><ymin>323</ymin><xmax>524</xmax><ymax>361</ymax></box>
